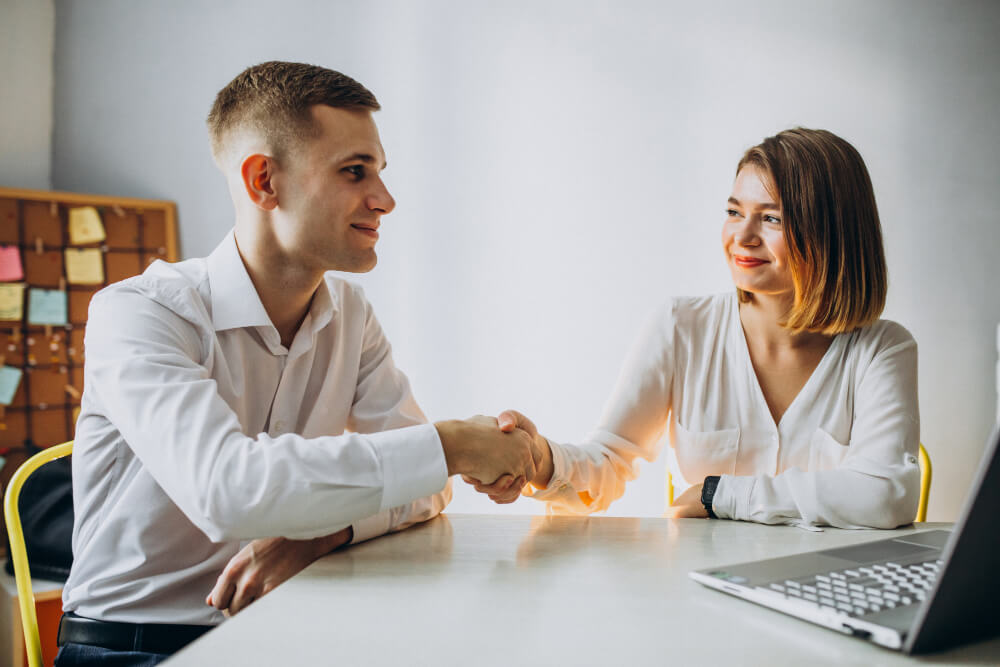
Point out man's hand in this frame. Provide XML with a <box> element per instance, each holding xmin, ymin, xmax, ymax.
<box><xmin>666</xmin><ymin>483</ymin><xmax>708</xmax><ymax>518</ymax></box>
<box><xmin>435</xmin><ymin>415</ymin><xmax>536</xmax><ymax>485</ymax></box>
<box><xmin>462</xmin><ymin>410</ymin><xmax>554</xmax><ymax>504</ymax></box>
<box><xmin>205</xmin><ymin>527</ymin><xmax>351</xmax><ymax>616</ymax></box>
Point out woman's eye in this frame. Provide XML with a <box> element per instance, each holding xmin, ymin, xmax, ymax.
<box><xmin>763</xmin><ymin>214</ymin><xmax>781</xmax><ymax>224</ymax></box>
<box><xmin>725</xmin><ymin>209</ymin><xmax>740</xmax><ymax>217</ymax></box>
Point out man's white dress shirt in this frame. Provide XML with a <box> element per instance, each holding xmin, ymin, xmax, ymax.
<box><xmin>63</xmin><ymin>231</ymin><xmax>451</xmax><ymax>624</ymax></box>
<box><xmin>529</xmin><ymin>292</ymin><xmax>921</xmax><ymax>528</ymax></box>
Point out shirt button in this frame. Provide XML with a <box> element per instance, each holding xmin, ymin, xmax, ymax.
<box><xmin>906</xmin><ymin>454</ymin><xmax>917</xmax><ymax>464</ymax></box>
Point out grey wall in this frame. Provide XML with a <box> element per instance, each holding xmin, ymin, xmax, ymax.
<box><xmin>51</xmin><ymin>0</ymin><xmax>1000</xmax><ymax>520</ymax></box>
<box><xmin>0</xmin><ymin>0</ymin><xmax>54</xmax><ymax>189</ymax></box>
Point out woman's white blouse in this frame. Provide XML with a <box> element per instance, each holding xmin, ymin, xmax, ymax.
<box><xmin>528</xmin><ymin>292</ymin><xmax>921</xmax><ymax>528</ymax></box>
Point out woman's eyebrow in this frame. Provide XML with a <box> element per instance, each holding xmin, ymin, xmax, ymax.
<box><xmin>728</xmin><ymin>196</ymin><xmax>779</xmax><ymax>210</ymax></box>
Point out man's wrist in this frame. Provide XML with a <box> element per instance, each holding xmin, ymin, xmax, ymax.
<box><xmin>312</xmin><ymin>526</ymin><xmax>352</xmax><ymax>558</ymax></box>
<box><xmin>434</xmin><ymin>420</ymin><xmax>465</xmax><ymax>476</ymax></box>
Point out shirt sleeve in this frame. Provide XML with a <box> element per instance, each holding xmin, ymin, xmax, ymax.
<box><xmin>346</xmin><ymin>293</ymin><xmax>452</xmax><ymax>544</ymax></box>
<box><xmin>84</xmin><ymin>288</ymin><xmax>449</xmax><ymax>543</ymax></box>
<box><xmin>525</xmin><ymin>303</ymin><xmax>674</xmax><ymax>513</ymax></box>
<box><xmin>712</xmin><ymin>326</ymin><xmax>921</xmax><ymax>529</ymax></box>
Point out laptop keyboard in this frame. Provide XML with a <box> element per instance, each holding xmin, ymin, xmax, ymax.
<box><xmin>755</xmin><ymin>559</ymin><xmax>942</xmax><ymax>618</ymax></box>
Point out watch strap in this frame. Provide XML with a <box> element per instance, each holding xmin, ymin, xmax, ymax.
<box><xmin>702</xmin><ymin>475</ymin><xmax>721</xmax><ymax>519</ymax></box>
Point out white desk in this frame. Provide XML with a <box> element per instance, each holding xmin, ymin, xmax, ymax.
<box><xmin>168</xmin><ymin>515</ymin><xmax>999</xmax><ymax>665</ymax></box>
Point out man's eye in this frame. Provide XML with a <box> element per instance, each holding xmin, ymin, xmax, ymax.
<box><xmin>763</xmin><ymin>214</ymin><xmax>781</xmax><ymax>224</ymax></box>
<box><xmin>343</xmin><ymin>165</ymin><xmax>365</xmax><ymax>179</ymax></box>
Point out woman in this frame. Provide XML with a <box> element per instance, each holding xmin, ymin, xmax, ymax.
<box><xmin>469</xmin><ymin>128</ymin><xmax>920</xmax><ymax>529</ymax></box>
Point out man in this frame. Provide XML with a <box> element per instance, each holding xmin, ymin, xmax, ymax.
<box><xmin>56</xmin><ymin>61</ymin><xmax>536</xmax><ymax>666</ymax></box>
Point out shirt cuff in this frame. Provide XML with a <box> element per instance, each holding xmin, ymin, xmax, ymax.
<box><xmin>522</xmin><ymin>440</ymin><xmax>575</xmax><ymax>500</ymax></box>
<box><xmin>367</xmin><ymin>423</ymin><xmax>449</xmax><ymax>511</ymax></box>
<box><xmin>712</xmin><ymin>475</ymin><xmax>755</xmax><ymax>521</ymax></box>
<box><xmin>351</xmin><ymin>510</ymin><xmax>391</xmax><ymax>544</ymax></box>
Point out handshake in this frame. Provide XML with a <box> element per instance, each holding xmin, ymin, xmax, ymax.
<box><xmin>435</xmin><ymin>410</ymin><xmax>554</xmax><ymax>505</ymax></box>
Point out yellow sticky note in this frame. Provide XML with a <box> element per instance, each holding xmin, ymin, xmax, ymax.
<box><xmin>64</xmin><ymin>248</ymin><xmax>105</xmax><ymax>285</ymax></box>
<box><xmin>0</xmin><ymin>283</ymin><xmax>25</xmax><ymax>321</ymax></box>
<box><xmin>68</xmin><ymin>206</ymin><xmax>107</xmax><ymax>245</ymax></box>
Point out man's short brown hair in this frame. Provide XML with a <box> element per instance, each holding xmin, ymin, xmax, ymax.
<box><xmin>736</xmin><ymin>128</ymin><xmax>888</xmax><ymax>335</ymax></box>
<box><xmin>206</xmin><ymin>61</ymin><xmax>379</xmax><ymax>165</ymax></box>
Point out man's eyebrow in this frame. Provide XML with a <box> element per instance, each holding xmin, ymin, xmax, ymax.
<box><xmin>728</xmin><ymin>196</ymin><xmax>779</xmax><ymax>210</ymax></box>
<box><xmin>341</xmin><ymin>153</ymin><xmax>387</xmax><ymax>169</ymax></box>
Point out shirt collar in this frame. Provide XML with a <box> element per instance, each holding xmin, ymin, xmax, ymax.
<box><xmin>206</xmin><ymin>230</ymin><xmax>339</xmax><ymax>340</ymax></box>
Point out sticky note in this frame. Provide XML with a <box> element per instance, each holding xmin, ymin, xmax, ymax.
<box><xmin>64</xmin><ymin>248</ymin><xmax>105</xmax><ymax>285</ymax></box>
<box><xmin>0</xmin><ymin>366</ymin><xmax>22</xmax><ymax>405</ymax></box>
<box><xmin>28</xmin><ymin>288</ymin><xmax>68</xmax><ymax>326</ymax></box>
<box><xmin>0</xmin><ymin>283</ymin><xmax>25</xmax><ymax>320</ymax></box>
<box><xmin>0</xmin><ymin>246</ymin><xmax>23</xmax><ymax>281</ymax></box>
<box><xmin>68</xmin><ymin>207</ymin><xmax>107</xmax><ymax>245</ymax></box>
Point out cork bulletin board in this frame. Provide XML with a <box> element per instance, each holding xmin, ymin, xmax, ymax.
<box><xmin>0</xmin><ymin>186</ymin><xmax>178</xmax><ymax>546</ymax></box>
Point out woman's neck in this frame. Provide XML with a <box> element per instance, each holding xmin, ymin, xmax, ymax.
<box><xmin>738</xmin><ymin>292</ymin><xmax>831</xmax><ymax>353</ymax></box>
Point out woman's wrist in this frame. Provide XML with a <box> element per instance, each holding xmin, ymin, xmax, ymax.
<box><xmin>531</xmin><ymin>436</ymin><xmax>555</xmax><ymax>488</ymax></box>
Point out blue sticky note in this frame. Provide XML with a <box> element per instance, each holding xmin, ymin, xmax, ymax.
<box><xmin>28</xmin><ymin>288</ymin><xmax>68</xmax><ymax>326</ymax></box>
<box><xmin>0</xmin><ymin>366</ymin><xmax>22</xmax><ymax>405</ymax></box>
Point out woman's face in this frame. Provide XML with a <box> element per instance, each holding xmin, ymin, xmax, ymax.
<box><xmin>722</xmin><ymin>165</ymin><xmax>795</xmax><ymax>300</ymax></box>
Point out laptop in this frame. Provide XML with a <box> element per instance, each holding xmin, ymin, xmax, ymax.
<box><xmin>689</xmin><ymin>423</ymin><xmax>1000</xmax><ymax>654</ymax></box>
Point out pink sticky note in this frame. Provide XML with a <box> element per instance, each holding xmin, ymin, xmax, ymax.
<box><xmin>0</xmin><ymin>245</ymin><xmax>23</xmax><ymax>281</ymax></box>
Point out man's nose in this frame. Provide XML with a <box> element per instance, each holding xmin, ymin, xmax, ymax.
<box><xmin>367</xmin><ymin>178</ymin><xmax>395</xmax><ymax>214</ymax></box>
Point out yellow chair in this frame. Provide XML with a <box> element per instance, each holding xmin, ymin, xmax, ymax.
<box><xmin>666</xmin><ymin>442</ymin><xmax>932</xmax><ymax>522</ymax></box>
<box><xmin>4</xmin><ymin>441</ymin><xmax>73</xmax><ymax>667</ymax></box>
<box><xmin>916</xmin><ymin>443</ymin><xmax>932</xmax><ymax>523</ymax></box>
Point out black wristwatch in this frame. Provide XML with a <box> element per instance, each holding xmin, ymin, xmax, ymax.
<box><xmin>701</xmin><ymin>476</ymin><xmax>721</xmax><ymax>519</ymax></box>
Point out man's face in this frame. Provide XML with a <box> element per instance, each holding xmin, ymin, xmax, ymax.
<box><xmin>272</xmin><ymin>105</ymin><xmax>395</xmax><ymax>273</ymax></box>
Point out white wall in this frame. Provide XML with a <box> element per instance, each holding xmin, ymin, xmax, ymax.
<box><xmin>0</xmin><ymin>0</ymin><xmax>54</xmax><ymax>189</ymax></box>
<box><xmin>50</xmin><ymin>0</ymin><xmax>1000</xmax><ymax>521</ymax></box>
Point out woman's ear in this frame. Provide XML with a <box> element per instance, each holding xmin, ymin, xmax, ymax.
<box><xmin>240</xmin><ymin>154</ymin><xmax>278</xmax><ymax>211</ymax></box>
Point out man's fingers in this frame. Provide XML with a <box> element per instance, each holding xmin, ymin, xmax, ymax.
<box><xmin>229</xmin><ymin>578</ymin><xmax>259</xmax><ymax>616</ymax></box>
<box><xmin>494</xmin><ymin>474</ymin><xmax>514</xmax><ymax>490</ymax></box>
<box><xmin>209</xmin><ymin>580</ymin><xmax>236</xmax><ymax>611</ymax></box>
<box><xmin>230</xmin><ymin>590</ymin><xmax>256</xmax><ymax>616</ymax></box>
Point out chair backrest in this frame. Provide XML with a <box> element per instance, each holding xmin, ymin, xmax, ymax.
<box><xmin>665</xmin><ymin>442</ymin><xmax>933</xmax><ymax>522</ymax></box>
<box><xmin>917</xmin><ymin>442</ymin><xmax>932</xmax><ymax>523</ymax></box>
<box><xmin>3</xmin><ymin>441</ymin><xmax>73</xmax><ymax>667</ymax></box>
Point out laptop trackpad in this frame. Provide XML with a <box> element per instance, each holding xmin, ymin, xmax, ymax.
<box><xmin>820</xmin><ymin>538</ymin><xmax>939</xmax><ymax>564</ymax></box>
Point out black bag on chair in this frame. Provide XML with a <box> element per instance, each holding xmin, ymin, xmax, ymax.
<box><xmin>4</xmin><ymin>455</ymin><xmax>74</xmax><ymax>582</ymax></box>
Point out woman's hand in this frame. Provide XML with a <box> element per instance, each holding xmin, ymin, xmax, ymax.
<box><xmin>666</xmin><ymin>483</ymin><xmax>709</xmax><ymax>518</ymax></box>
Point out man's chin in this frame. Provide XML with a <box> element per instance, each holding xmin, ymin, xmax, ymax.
<box><xmin>332</xmin><ymin>252</ymin><xmax>377</xmax><ymax>274</ymax></box>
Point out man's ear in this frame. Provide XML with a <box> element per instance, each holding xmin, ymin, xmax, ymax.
<box><xmin>239</xmin><ymin>154</ymin><xmax>279</xmax><ymax>211</ymax></box>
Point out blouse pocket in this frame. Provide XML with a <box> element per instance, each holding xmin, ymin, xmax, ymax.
<box><xmin>809</xmin><ymin>427</ymin><xmax>850</xmax><ymax>471</ymax></box>
<box><xmin>672</xmin><ymin>421</ymin><xmax>740</xmax><ymax>482</ymax></box>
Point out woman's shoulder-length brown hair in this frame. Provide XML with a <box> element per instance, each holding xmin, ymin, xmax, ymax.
<box><xmin>737</xmin><ymin>127</ymin><xmax>887</xmax><ymax>336</ymax></box>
